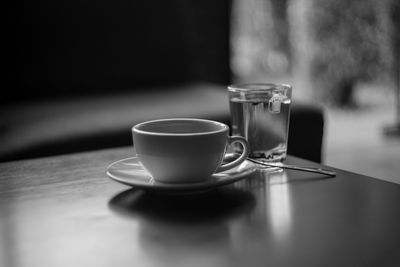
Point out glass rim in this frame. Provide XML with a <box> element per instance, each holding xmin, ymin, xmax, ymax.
<box><xmin>228</xmin><ymin>83</ymin><xmax>292</xmax><ymax>93</ymax></box>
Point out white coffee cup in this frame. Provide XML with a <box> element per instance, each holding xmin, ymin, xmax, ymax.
<box><xmin>132</xmin><ymin>118</ymin><xmax>250</xmax><ymax>183</ymax></box>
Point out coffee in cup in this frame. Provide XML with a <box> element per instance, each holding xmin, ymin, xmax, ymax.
<box><xmin>132</xmin><ymin>118</ymin><xmax>249</xmax><ymax>183</ymax></box>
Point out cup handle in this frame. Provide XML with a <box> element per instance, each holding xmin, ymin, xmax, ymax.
<box><xmin>217</xmin><ymin>136</ymin><xmax>250</xmax><ymax>173</ymax></box>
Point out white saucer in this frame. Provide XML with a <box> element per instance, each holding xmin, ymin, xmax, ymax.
<box><xmin>106</xmin><ymin>157</ymin><xmax>257</xmax><ymax>192</ymax></box>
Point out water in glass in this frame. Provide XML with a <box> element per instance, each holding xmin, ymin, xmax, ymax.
<box><xmin>229</xmin><ymin>88</ymin><xmax>291</xmax><ymax>162</ymax></box>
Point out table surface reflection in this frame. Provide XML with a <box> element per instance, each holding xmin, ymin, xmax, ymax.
<box><xmin>1</xmin><ymin>147</ymin><xmax>400</xmax><ymax>267</ymax></box>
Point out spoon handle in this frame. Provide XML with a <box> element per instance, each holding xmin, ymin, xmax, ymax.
<box><xmin>247</xmin><ymin>158</ymin><xmax>337</xmax><ymax>177</ymax></box>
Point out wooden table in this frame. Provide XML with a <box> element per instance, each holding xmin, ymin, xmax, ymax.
<box><xmin>1</xmin><ymin>147</ymin><xmax>400</xmax><ymax>267</ymax></box>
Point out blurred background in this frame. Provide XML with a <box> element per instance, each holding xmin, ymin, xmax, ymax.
<box><xmin>3</xmin><ymin>0</ymin><xmax>400</xmax><ymax>183</ymax></box>
<box><xmin>231</xmin><ymin>0</ymin><xmax>400</xmax><ymax>184</ymax></box>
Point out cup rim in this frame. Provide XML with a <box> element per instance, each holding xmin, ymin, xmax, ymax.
<box><xmin>228</xmin><ymin>83</ymin><xmax>292</xmax><ymax>93</ymax></box>
<box><xmin>132</xmin><ymin>118</ymin><xmax>228</xmax><ymax>136</ymax></box>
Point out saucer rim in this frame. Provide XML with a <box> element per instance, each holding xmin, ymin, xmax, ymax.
<box><xmin>106</xmin><ymin>156</ymin><xmax>256</xmax><ymax>192</ymax></box>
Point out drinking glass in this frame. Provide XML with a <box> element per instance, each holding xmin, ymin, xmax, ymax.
<box><xmin>228</xmin><ymin>83</ymin><xmax>292</xmax><ymax>162</ymax></box>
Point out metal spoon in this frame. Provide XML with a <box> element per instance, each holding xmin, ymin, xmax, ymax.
<box><xmin>247</xmin><ymin>158</ymin><xmax>337</xmax><ymax>177</ymax></box>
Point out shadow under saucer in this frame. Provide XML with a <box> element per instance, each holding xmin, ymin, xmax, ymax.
<box><xmin>108</xmin><ymin>187</ymin><xmax>256</xmax><ymax>224</ymax></box>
